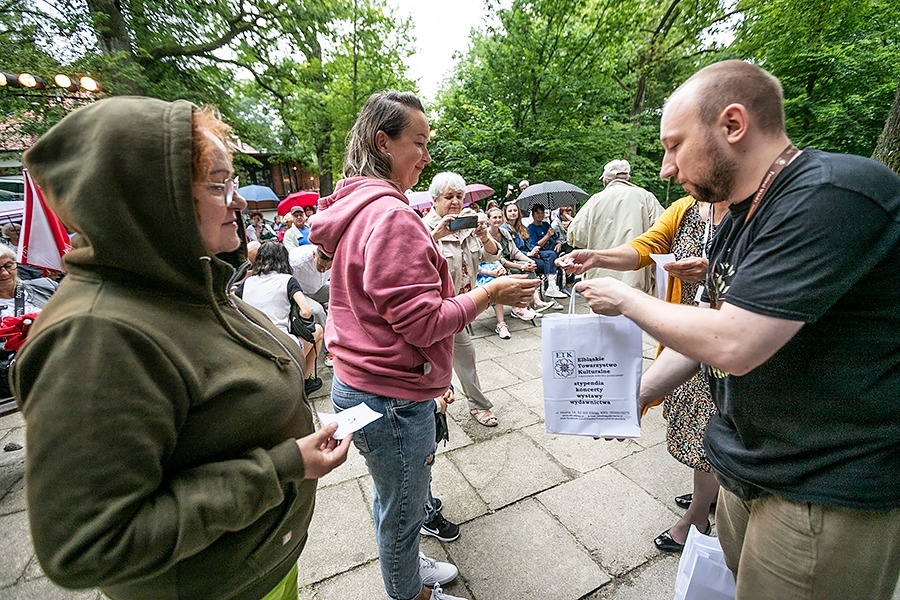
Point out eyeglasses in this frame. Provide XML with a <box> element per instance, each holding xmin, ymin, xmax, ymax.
<box><xmin>201</xmin><ymin>177</ymin><xmax>236</xmax><ymax>207</ymax></box>
<box><xmin>0</xmin><ymin>262</ymin><xmax>17</xmax><ymax>272</ymax></box>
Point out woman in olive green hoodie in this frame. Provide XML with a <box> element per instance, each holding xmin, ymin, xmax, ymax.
<box><xmin>14</xmin><ymin>98</ymin><xmax>351</xmax><ymax>599</ymax></box>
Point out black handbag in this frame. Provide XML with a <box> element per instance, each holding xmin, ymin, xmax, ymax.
<box><xmin>288</xmin><ymin>298</ymin><xmax>317</xmax><ymax>344</ymax></box>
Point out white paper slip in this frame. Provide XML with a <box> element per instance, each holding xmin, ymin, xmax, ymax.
<box><xmin>649</xmin><ymin>253</ymin><xmax>676</xmax><ymax>300</ymax></box>
<box><xmin>318</xmin><ymin>404</ymin><xmax>383</xmax><ymax>440</ymax></box>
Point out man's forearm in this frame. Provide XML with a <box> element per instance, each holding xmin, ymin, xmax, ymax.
<box><xmin>640</xmin><ymin>347</ymin><xmax>700</xmax><ymax>408</ymax></box>
<box><xmin>576</xmin><ymin>278</ymin><xmax>802</xmax><ymax>376</ymax></box>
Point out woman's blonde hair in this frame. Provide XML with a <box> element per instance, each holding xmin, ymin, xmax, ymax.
<box><xmin>343</xmin><ymin>91</ymin><xmax>425</xmax><ymax>186</ymax></box>
<box><xmin>503</xmin><ymin>202</ymin><xmax>527</xmax><ymax>238</ymax></box>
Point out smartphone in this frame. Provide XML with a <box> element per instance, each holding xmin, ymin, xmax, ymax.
<box><xmin>448</xmin><ymin>215</ymin><xmax>479</xmax><ymax>231</ymax></box>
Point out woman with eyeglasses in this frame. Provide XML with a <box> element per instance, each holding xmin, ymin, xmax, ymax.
<box><xmin>0</xmin><ymin>245</ymin><xmax>57</xmax><ymax>316</ymax></box>
<box><xmin>16</xmin><ymin>97</ymin><xmax>351</xmax><ymax>600</ymax></box>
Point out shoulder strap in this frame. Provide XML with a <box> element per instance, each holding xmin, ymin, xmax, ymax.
<box><xmin>14</xmin><ymin>285</ymin><xmax>24</xmax><ymax>317</ymax></box>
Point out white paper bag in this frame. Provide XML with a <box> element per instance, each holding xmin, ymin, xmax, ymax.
<box><xmin>673</xmin><ymin>525</ymin><xmax>736</xmax><ymax>600</ymax></box>
<box><xmin>541</xmin><ymin>303</ymin><xmax>642</xmax><ymax>438</ymax></box>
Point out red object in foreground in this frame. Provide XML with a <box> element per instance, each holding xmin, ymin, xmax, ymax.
<box><xmin>20</xmin><ymin>170</ymin><xmax>71</xmax><ymax>272</ymax></box>
<box><xmin>0</xmin><ymin>313</ymin><xmax>38</xmax><ymax>352</ymax></box>
<box><xmin>277</xmin><ymin>191</ymin><xmax>320</xmax><ymax>216</ymax></box>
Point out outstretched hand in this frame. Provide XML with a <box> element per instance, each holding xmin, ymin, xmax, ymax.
<box><xmin>487</xmin><ymin>274</ymin><xmax>541</xmax><ymax>307</ymax></box>
<box><xmin>556</xmin><ymin>250</ymin><xmax>595</xmax><ymax>275</ymax></box>
<box><xmin>296</xmin><ymin>423</ymin><xmax>353</xmax><ymax>480</ymax></box>
<box><xmin>573</xmin><ymin>277</ymin><xmax>632</xmax><ymax>316</ymax></box>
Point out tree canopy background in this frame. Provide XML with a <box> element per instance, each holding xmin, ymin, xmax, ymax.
<box><xmin>2</xmin><ymin>0</ymin><xmax>898</xmax><ymax>196</ymax></box>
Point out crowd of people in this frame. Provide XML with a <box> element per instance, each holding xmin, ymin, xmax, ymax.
<box><xmin>5</xmin><ymin>58</ymin><xmax>899</xmax><ymax>600</ymax></box>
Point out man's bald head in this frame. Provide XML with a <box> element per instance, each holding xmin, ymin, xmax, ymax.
<box><xmin>667</xmin><ymin>60</ymin><xmax>786</xmax><ymax>135</ymax></box>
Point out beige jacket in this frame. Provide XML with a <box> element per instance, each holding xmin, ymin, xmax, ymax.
<box><xmin>423</xmin><ymin>210</ymin><xmax>499</xmax><ymax>293</ymax></box>
<box><xmin>567</xmin><ymin>180</ymin><xmax>664</xmax><ymax>292</ymax></box>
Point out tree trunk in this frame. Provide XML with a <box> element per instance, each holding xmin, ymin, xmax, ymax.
<box><xmin>85</xmin><ymin>0</ymin><xmax>145</xmax><ymax>94</ymax></box>
<box><xmin>872</xmin><ymin>82</ymin><xmax>900</xmax><ymax>174</ymax></box>
<box><xmin>85</xmin><ymin>0</ymin><xmax>132</xmax><ymax>55</ymax></box>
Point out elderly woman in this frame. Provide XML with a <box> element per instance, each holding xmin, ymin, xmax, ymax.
<box><xmin>423</xmin><ymin>172</ymin><xmax>505</xmax><ymax>422</ymax></box>
<box><xmin>310</xmin><ymin>92</ymin><xmax>537</xmax><ymax>600</ymax></box>
<box><xmin>15</xmin><ymin>97</ymin><xmax>351</xmax><ymax>600</ymax></box>
<box><xmin>0</xmin><ymin>245</ymin><xmax>57</xmax><ymax>316</ymax></box>
<box><xmin>0</xmin><ymin>244</ymin><xmax>58</xmax><ymax>400</ymax></box>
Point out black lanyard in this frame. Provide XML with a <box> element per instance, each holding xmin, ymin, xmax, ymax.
<box><xmin>708</xmin><ymin>145</ymin><xmax>798</xmax><ymax>306</ymax></box>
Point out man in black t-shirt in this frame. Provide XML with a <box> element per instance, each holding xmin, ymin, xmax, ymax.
<box><xmin>569</xmin><ymin>60</ymin><xmax>900</xmax><ymax>600</ymax></box>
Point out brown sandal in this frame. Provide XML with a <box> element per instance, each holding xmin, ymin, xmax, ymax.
<box><xmin>470</xmin><ymin>408</ymin><xmax>498</xmax><ymax>427</ymax></box>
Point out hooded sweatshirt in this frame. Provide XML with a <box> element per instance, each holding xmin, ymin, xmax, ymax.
<box><xmin>309</xmin><ymin>177</ymin><xmax>475</xmax><ymax>400</ymax></box>
<box><xmin>16</xmin><ymin>97</ymin><xmax>316</xmax><ymax>599</ymax></box>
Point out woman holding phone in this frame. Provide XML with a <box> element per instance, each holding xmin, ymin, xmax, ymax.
<box><xmin>423</xmin><ymin>172</ymin><xmax>505</xmax><ymax>424</ymax></box>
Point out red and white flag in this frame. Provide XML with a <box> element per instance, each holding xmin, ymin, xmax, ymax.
<box><xmin>19</xmin><ymin>170</ymin><xmax>71</xmax><ymax>273</ymax></box>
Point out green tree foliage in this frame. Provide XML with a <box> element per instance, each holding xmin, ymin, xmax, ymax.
<box><xmin>728</xmin><ymin>0</ymin><xmax>900</xmax><ymax>157</ymax></box>
<box><xmin>1</xmin><ymin>0</ymin><xmax>413</xmax><ymax>193</ymax></box>
<box><xmin>426</xmin><ymin>0</ymin><xmax>731</xmax><ymax>204</ymax></box>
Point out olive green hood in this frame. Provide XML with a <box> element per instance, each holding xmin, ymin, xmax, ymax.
<box><xmin>23</xmin><ymin>96</ymin><xmax>246</xmax><ymax>299</ymax></box>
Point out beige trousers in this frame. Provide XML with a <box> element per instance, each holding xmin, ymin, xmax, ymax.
<box><xmin>452</xmin><ymin>328</ymin><xmax>492</xmax><ymax>411</ymax></box>
<box><xmin>716</xmin><ymin>488</ymin><xmax>900</xmax><ymax>600</ymax></box>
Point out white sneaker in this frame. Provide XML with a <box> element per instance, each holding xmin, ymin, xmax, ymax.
<box><xmin>509</xmin><ymin>307</ymin><xmax>537</xmax><ymax>321</ymax></box>
<box><xmin>545</xmin><ymin>279</ymin><xmax>568</xmax><ymax>298</ymax></box>
<box><xmin>419</xmin><ymin>552</ymin><xmax>458</xmax><ymax>586</ymax></box>
<box><xmin>549</xmin><ymin>300</ymin><xmax>564</xmax><ymax>310</ymax></box>
<box><xmin>531</xmin><ymin>297</ymin><xmax>555</xmax><ymax>313</ymax></box>
<box><xmin>430</xmin><ymin>582</ymin><xmax>467</xmax><ymax>600</ymax></box>
<box><xmin>495</xmin><ymin>322</ymin><xmax>511</xmax><ymax>339</ymax></box>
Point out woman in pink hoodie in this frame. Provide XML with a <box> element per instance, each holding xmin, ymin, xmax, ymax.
<box><xmin>309</xmin><ymin>91</ymin><xmax>537</xmax><ymax>600</ymax></box>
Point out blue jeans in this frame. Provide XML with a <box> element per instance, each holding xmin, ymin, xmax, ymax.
<box><xmin>532</xmin><ymin>249</ymin><xmax>558</xmax><ymax>276</ymax></box>
<box><xmin>331</xmin><ymin>375</ymin><xmax>436</xmax><ymax>600</ymax></box>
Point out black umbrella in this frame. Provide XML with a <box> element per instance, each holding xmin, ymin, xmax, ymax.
<box><xmin>515</xmin><ymin>180</ymin><xmax>589</xmax><ymax>213</ymax></box>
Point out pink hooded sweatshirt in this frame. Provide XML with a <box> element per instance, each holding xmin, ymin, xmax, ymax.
<box><xmin>309</xmin><ymin>177</ymin><xmax>476</xmax><ymax>401</ymax></box>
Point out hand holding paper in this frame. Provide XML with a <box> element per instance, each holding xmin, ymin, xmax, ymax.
<box><xmin>318</xmin><ymin>403</ymin><xmax>383</xmax><ymax>440</ymax></box>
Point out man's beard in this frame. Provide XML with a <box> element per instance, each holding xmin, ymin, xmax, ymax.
<box><xmin>690</xmin><ymin>136</ymin><xmax>739</xmax><ymax>204</ymax></box>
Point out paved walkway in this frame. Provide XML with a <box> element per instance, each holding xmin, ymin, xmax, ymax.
<box><xmin>1</xmin><ymin>299</ymin><xmax>898</xmax><ymax>599</ymax></box>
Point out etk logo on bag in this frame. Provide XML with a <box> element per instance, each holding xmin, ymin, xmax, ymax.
<box><xmin>553</xmin><ymin>351</ymin><xmax>576</xmax><ymax>378</ymax></box>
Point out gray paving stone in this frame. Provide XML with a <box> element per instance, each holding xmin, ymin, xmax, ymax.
<box><xmin>429</xmin><ymin>454</ymin><xmax>489</xmax><ymax>525</ymax></box>
<box><xmin>613</xmin><ymin>442</ymin><xmax>694</xmax><ymax>509</ymax></box>
<box><xmin>589</xmin><ymin>554</ymin><xmax>680</xmax><ymax>600</ymax></box>
<box><xmin>298</xmin><ymin>479</ymin><xmax>378</xmax><ymax>587</ymax></box>
<box><xmin>521</xmin><ymin>423</ymin><xmax>641</xmax><ymax>475</ymax></box>
<box><xmin>317</xmin><ymin>440</ymin><xmax>369</xmax><ymax>488</ymax></box>
<box><xmin>0</xmin><ymin>474</ymin><xmax>25</xmax><ymax>516</ymax></box>
<box><xmin>0</xmin><ymin>427</ymin><xmax>25</xmax><ymax>471</ymax></box>
<box><xmin>499</xmin><ymin>378</ymin><xmax>544</xmax><ymax>415</ymax></box>
<box><xmin>301</xmin><ymin>559</ymin><xmax>387</xmax><ymax>600</ymax></box>
<box><xmin>447</xmin><ymin>499</ymin><xmax>610</xmax><ymax>600</ymax></box>
<box><xmin>470</xmin><ymin>360</ymin><xmax>523</xmax><ymax>393</ymax></box>
<box><xmin>467</xmin><ymin>334</ymin><xmax>512</xmax><ymax>361</ymax></box>
<box><xmin>0</xmin><ymin>413</ymin><xmax>24</xmax><ymax>433</ymax></box>
<box><xmin>634</xmin><ymin>404</ymin><xmax>668</xmax><ymax>449</ymax></box>
<box><xmin>0</xmin><ymin>511</ymin><xmax>33</xmax><ymax>587</ymax></box>
<box><xmin>492</xmin><ymin>346</ymin><xmax>542</xmax><ymax>380</ymax></box>
<box><xmin>448</xmin><ymin>431</ymin><xmax>569</xmax><ymax>510</ymax></box>
<box><xmin>537</xmin><ymin>465</ymin><xmax>679</xmax><ymax>576</ymax></box>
